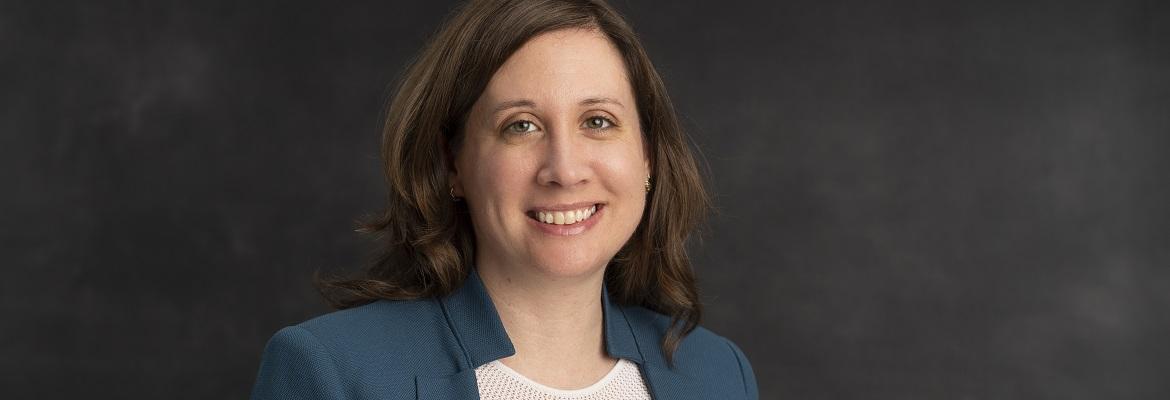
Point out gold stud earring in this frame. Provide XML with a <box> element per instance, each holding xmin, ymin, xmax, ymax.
<box><xmin>449</xmin><ymin>185</ymin><xmax>461</xmax><ymax>201</ymax></box>
<box><xmin>644</xmin><ymin>175</ymin><xmax>651</xmax><ymax>193</ymax></box>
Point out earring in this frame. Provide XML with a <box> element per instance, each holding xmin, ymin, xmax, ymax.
<box><xmin>644</xmin><ymin>175</ymin><xmax>651</xmax><ymax>193</ymax></box>
<box><xmin>449</xmin><ymin>185</ymin><xmax>461</xmax><ymax>201</ymax></box>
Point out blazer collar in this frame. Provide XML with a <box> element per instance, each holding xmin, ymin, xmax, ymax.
<box><xmin>437</xmin><ymin>267</ymin><xmax>645</xmax><ymax>369</ymax></box>
<box><xmin>419</xmin><ymin>268</ymin><xmax>708</xmax><ymax>400</ymax></box>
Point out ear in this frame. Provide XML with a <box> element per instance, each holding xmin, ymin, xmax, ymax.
<box><xmin>449</xmin><ymin>170</ymin><xmax>464</xmax><ymax>198</ymax></box>
<box><xmin>641</xmin><ymin>131</ymin><xmax>653</xmax><ymax>178</ymax></box>
<box><xmin>443</xmin><ymin>135</ymin><xmax>463</xmax><ymax>198</ymax></box>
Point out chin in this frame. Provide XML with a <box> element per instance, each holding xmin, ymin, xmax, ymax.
<box><xmin>528</xmin><ymin>250</ymin><xmax>611</xmax><ymax>279</ymax></box>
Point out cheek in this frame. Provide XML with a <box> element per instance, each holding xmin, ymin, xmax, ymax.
<box><xmin>467</xmin><ymin>149</ymin><xmax>532</xmax><ymax>210</ymax></box>
<box><xmin>598</xmin><ymin>143</ymin><xmax>649</xmax><ymax>191</ymax></box>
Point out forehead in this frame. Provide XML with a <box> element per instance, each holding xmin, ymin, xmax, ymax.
<box><xmin>478</xmin><ymin>28</ymin><xmax>633</xmax><ymax>107</ymax></box>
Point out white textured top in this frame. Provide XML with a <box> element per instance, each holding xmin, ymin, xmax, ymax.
<box><xmin>475</xmin><ymin>358</ymin><xmax>652</xmax><ymax>400</ymax></box>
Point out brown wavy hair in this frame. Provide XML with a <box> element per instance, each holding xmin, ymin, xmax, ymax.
<box><xmin>316</xmin><ymin>0</ymin><xmax>711</xmax><ymax>364</ymax></box>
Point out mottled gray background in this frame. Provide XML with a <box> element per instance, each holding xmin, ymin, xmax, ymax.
<box><xmin>3</xmin><ymin>0</ymin><xmax>1168</xmax><ymax>398</ymax></box>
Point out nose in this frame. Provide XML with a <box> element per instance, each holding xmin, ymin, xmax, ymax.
<box><xmin>535</xmin><ymin>126</ymin><xmax>591</xmax><ymax>189</ymax></box>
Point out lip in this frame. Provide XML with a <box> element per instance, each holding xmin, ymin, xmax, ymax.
<box><xmin>526</xmin><ymin>201</ymin><xmax>603</xmax><ymax>213</ymax></box>
<box><xmin>526</xmin><ymin>203</ymin><xmax>604</xmax><ymax>236</ymax></box>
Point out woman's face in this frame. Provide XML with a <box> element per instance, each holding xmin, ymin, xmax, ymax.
<box><xmin>452</xmin><ymin>28</ymin><xmax>649</xmax><ymax>280</ymax></box>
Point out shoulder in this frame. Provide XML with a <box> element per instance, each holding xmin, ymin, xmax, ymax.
<box><xmin>294</xmin><ymin>298</ymin><xmax>447</xmax><ymax>348</ymax></box>
<box><xmin>619</xmin><ymin>305</ymin><xmax>748</xmax><ymax>366</ymax></box>
<box><xmin>620</xmin><ymin>306</ymin><xmax>759</xmax><ymax>399</ymax></box>
<box><xmin>292</xmin><ymin>298</ymin><xmax>463</xmax><ymax>369</ymax></box>
<box><xmin>252</xmin><ymin>299</ymin><xmax>463</xmax><ymax>399</ymax></box>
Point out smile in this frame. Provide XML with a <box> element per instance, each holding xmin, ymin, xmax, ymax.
<box><xmin>527</xmin><ymin>204</ymin><xmax>600</xmax><ymax>225</ymax></box>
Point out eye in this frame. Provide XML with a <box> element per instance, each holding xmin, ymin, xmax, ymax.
<box><xmin>583</xmin><ymin>116</ymin><xmax>615</xmax><ymax>131</ymax></box>
<box><xmin>505</xmin><ymin>120</ymin><xmax>538</xmax><ymax>134</ymax></box>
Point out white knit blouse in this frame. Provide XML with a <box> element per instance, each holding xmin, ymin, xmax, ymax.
<box><xmin>474</xmin><ymin>358</ymin><xmax>652</xmax><ymax>400</ymax></box>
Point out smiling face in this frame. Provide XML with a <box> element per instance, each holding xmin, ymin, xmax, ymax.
<box><xmin>451</xmin><ymin>28</ymin><xmax>649</xmax><ymax>280</ymax></box>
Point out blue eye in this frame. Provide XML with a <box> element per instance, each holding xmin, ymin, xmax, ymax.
<box><xmin>584</xmin><ymin>116</ymin><xmax>614</xmax><ymax>130</ymax></box>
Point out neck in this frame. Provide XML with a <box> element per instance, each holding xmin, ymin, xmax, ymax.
<box><xmin>476</xmin><ymin>260</ymin><xmax>614</xmax><ymax>374</ymax></box>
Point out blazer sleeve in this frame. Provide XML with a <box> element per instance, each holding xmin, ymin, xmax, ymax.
<box><xmin>251</xmin><ymin>326</ymin><xmax>347</xmax><ymax>400</ymax></box>
<box><xmin>725</xmin><ymin>337</ymin><xmax>759</xmax><ymax>400</ymax></box>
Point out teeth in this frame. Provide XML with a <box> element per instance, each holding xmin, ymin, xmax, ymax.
<box><xmin>533</xmin><ymin>205</ymin><xmax>598</xmax><ymax>226</ymax></box>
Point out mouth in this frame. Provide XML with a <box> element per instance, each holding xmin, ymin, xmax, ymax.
<box><xmin>526</xmin><ymin>203</ymin><xmax>604</xmax><ymax>226</ymax></box>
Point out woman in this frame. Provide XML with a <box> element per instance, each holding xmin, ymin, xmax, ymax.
<box><xmin>251</xmin><ymin>0</ymin><xmax>757</xmax><ymax>399</ymax></box>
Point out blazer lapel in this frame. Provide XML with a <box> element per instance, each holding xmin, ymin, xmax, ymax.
<box><xmin>415</xmin><ymin>268</ymin><xmax>701</xmax><ymax>400</ymax></box>
<box><xmin>413</xmin><ymin>270</ymin><xmax>515</xmax><ymax>400</ymax></box>
<box><xmin>415</xmin><ymin>369</ymin><xmax>479</xmax><ymax>400</ymax></box>
<box><xmin>639</xmin><ymin>363</ymin><xmax>710</xmax><ymax>400</ymax></box>
<box><xmin>611</xmin><ymin>296</ymin><xmax>718</xmax><ymax>399</ymax></box>
<box><xmin>605</xmin><ymin>288</ymin><xmax>713</xmax><ymax>399</ymax></box>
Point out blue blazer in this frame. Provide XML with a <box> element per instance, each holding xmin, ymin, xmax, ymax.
<box><xmin>251</xmin><ymin>269</ymin><xmax>759</xmax><ymax>399</ymax></box>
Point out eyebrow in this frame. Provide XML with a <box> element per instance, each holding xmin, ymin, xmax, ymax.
<box><xmin>579</xmin><ymin>97</ymin><xmax>625</xmax><ymax>108</ymax></box>
<box><xmin>490</xmin><ymin>97</ymin><xmax>625</xmax><ymax>118</ymax></box>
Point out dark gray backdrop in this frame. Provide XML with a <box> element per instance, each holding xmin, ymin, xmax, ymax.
<box><xmin>4</xmin><ymin>0</ymin><xmax>1168</xmax><ymax>398</ymax></box>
